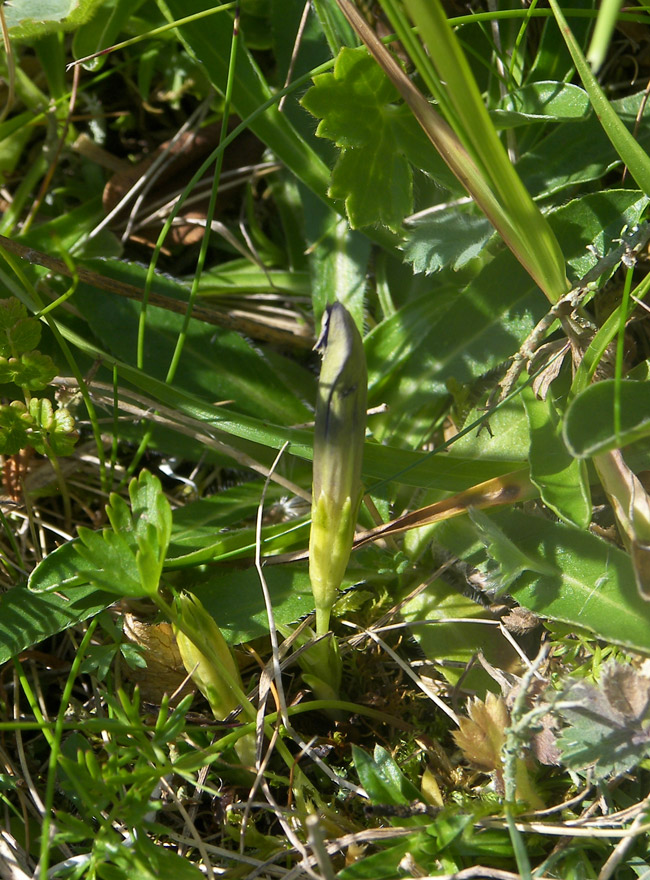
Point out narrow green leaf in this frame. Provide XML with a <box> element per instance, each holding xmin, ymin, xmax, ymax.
<box><xmin>72</xmin><ymin>0</ymin><xmax>147</xmax><ymax>71</ymax></box>
<box><xmin>586</xmin><ymin>0</ymin><xmax>623</xmax><ymax>71</ymax></box>
<box><xmin>351</xmin><ymin>744</ymin><xmax>421</xmax><ymax>806</ymax></box>
<box><xmin>398</xmin><ymin>0</ymin><xmax>569</xmax><ymax>302</ymax></box>
<box><xmin>162</xmin><ymin>0</ymin><xmax>335</xmax><ymax>207</ymax></box>
<box><xmin>74</xmin><ymin>271</ymin><xmax>313</xmax><ymax>426</ymax></box>
<box><xmin>190</xmin><ymin>565</ymin><xmax>317</xmax><ymax>644</ymax></box>
<box><xmin>52</xmin><ymin>310</ymin><xmax>522</xmax><ymax>491</ymax></box>
<box><xmin>129</xmin><ymin>469</ymin><xmax>172</xmax><ymax>557</ymax></box>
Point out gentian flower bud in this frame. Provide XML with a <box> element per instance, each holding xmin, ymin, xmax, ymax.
<box><xmin>309</xmin><ymin>303</ymin><xmax>367</xmax><ymax>634</ymax></box>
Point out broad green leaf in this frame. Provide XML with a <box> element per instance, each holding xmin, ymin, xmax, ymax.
<box><xmin>303</xmin><ymin>200</ymin><xmax>371</xmax><ymax>327</ymax></box>
<box><xmin>0</xmin><ymin>297</ymin><xmax>28</xmax><ymax>335</ymax></box>
<box><xmin>6</xmin><ymin>0</ymin><xmax>83</xmax><ymax>24</ymax></box>
<box><xmin>0</xmin><ymin>299</ymin><xmax>41</xmax><ymax>357</ymax></box>
<box><xmin>4</xmin><ymin>0</ymin><xmax>107</xmax><ymax>39</ymax></box>
<box><xmin>189</xmin><ymin>564</ymin><xmax>317</xmax><ymax>644</ymax></box>
<box><xmin>470</xmin><ymin>507</ymin><xmax>558</xmax><ymax>593</ymax></box>
<box><xmin>447</xmin><ymin>395</ymin><xmax>530</xmax><ymax>464</ymax></box>
<box><xmin>369</xmin><ymin>189</ymin><xmax>649</xmax><ymax>449</ymax></box>
<box><xmin>0</xmin><ymin>582</ymin><xmax>113</xmax><ymax>665</ymax></box>
<box><xmin>30</xmin><ymin>538</ymin><xmax>120</xmax><ymax>593</ymax></box>
<box><xmin>564</xmin><ymin>379</ymin><xmax>650</xmax><ymax>458</ymax></box>
<box><xmin>302</xmin><ymin>47</ymin><xmax>412</xmax><ymax>230</ymax></box>
<box><xmin>490</xmin><ymin>81</ymin><xmax>590</xmax><ymax>128</ymax></box>
<box><xmin>6</xmin><ymin>318</ymin><xmax>41</xmax><ymax>357</ymax></box>
<box><xmin>491</xmin><ymin>511</ymin><xmax>650</xmax><ymax>654</ymax></box>
<box><xmin>522</xmin><ymin>385</ymin><xmax>591</xmax><ymax>528</ymax></box>
<box><xmin>518</xmin><ymin>91</ymin><xmax>650</xmax><ymax>199</ymax></box>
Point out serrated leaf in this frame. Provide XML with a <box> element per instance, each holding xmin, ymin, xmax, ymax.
<box><xmin>402</xmin><ymin>211</ymin><xmax>493</xmax><ymax>274</ymax></box>
<box><xmin>302</xmin><ymin>46</ymin><xmax>412</xmax><ymax>231</ymax></box>
<box><xmin>522</xmin><ymin>385</ymin><xmax>591</xmax><ymax>528</ymax></box>
<box><xmin>73</xmin><ymin>472</ymin><xmax>171</xmax><ymax>598</ymax></box>
<box><xmin>105</xmin><ymin>491</ymin><xmax>133</xmax><ymax>536</ymax></box>
<box><xmin>129</xmin><ymin>470</ymin><xmax>172</xmax><ymax>558</ymax></box>
<box><xmin>75</xmin><ymin>527</ymin><xmax>144</xmax><ymax>597</ymax></box>
<box><xmin>301</xmin><ymin>47</ymin><xmax>399</xmax><ymax>148</ymax></box>
<box><xmin>328</xmin><ymin>134</ymin><xmax>411</xmax><ymax>232</ymax></box>
<box><xmin>136</xmin><ymin>543</ymin><xmax>164</xmax><ymax>598</ymax></box>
